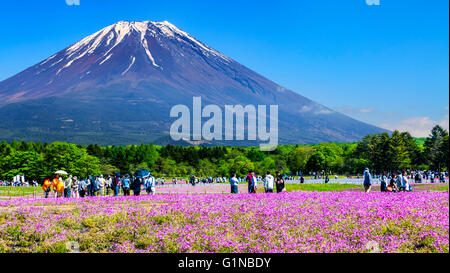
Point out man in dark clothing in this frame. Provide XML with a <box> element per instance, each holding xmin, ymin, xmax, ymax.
<box><xmin>112</xmin><ymin>173</ymin><xmax>121</xmax><ymax>197</ymax></box>
<box><xmin>189</xmin><ymin>175</ymin><xmax>196</xmax><ymax>186</ymax></box>
<box><xmin>363</xmin><ymin>168</ymin><xmax>372</xmax><ymax>193</ymax></box>
<box><xmin>414</xmin><ymin>173</ymin><xmax>421</xmax><ymax>183</ymax></box>
<box><xmin>132</xmin><ymin>177</ymin><xmax>142</xmax><ymax>196</ymax></box>
<box><xmin>87</xmin><ymin>176</ymin><xmax>94</xmax><ymax>196</ymax></box>
<box><xmin>275</xmin><ymin>171</ymin><xmax>285</xmax><ymax>193</ymax></box>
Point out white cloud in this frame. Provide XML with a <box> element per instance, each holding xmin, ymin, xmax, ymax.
<box><xmin>315</xmin><ymin>109</ymin><xmax>333</xmax><ymax>115</ymax></box>
<box><xmin>335</xmin><ymin>106</ymin><xmax>376</xmax><ymax>115</ymax></box>
<box><xmin>379</xmin><ymin>114</ymin><xmax>449</xmax><ymax>137</ymax></box>
<box><xmin>299</xmin><ymin>105</ymin><xmax>333</xmax><ymax>115</ymax></box>
<box><xmin>360</xmin><ymin>107</ymin><xmax>375</xmax><ymax>113</ymax></box>
<box><xmin>299</xmin><ymin>105</ymin><xmax>312</xmax><ymax>113</ymax></box>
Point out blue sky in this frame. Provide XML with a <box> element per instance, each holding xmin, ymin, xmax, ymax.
<box><xmin>0</xmin><ymin>0</ymin><xmax>448</xmax><ymax>137</ymax></box>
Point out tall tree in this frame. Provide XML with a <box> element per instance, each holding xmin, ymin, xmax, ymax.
<box><xmin>424</xmin><ymin>125</ymin><xmax>449</xmax><ymax>171</ymax></box>
<box><xmin>387</xmin><ymin>131</ymin><xmax>411</xmax><ymax>171</ymax></box>
<box><xmin>287</xmin><ymin>146</ymin><xmax>315</xmax><ymax>174</ymax></box>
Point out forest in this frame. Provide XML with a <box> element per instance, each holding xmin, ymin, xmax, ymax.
<box><xmin>0</xmin><ymin>126</ymin><xmax>448</xmax><ymax>181</ymax></box>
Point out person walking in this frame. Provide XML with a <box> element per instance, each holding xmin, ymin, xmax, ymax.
<box><xmin>440</xmin><ymin>172</ymin><xmax>445</xmax><ymax>183</ymax></box>
<box><xmin>132</xmin><ymin>176</ymin><xmax>142</xmax><ymax>196</ymax></box>
<box><xmin>98</xmin><ymin>175</ymin><xmax>105</xmax><ymax>196</ymax></box>
<box><xmin>189</xmin><ymin>174</ymin><xmax>196</xmax><ymax>186</ymax></box>
<box><xmin>91</xmin><ymin>176</ymin><xmax>100</xmax><ymax>196</ymax></box>
<box><xmin>112</xmin><ymin>173</ymin><xmax>121</xmax><ymax>197</ymax></box>
<box><xmin>246</xmin><ymin>170</ymin><xmax>257</xmax><ymax>194</ymax></box>
<box><xmin>264</xmin><ymin>171</ymin><xmax>274</xmax><ymax>193</ymax></box>
<box><xmin>380</xmin><ymin>171</ymin><xmax>388</xmax><ymax>192</ymax></box>
<box><xmin>42</xmin><ymin>177</ymin><xmax>52</xmax><ymax>198</ymax></box>
<box><xmin>403</xmin><ymin>171</ymin><xmax>412</xmax><ymax>192</ymax></box>
<box><xmin>275</xmin><ymin>171</ymin><xmax>285</xmax><ymax>193</ymax></box>
<box><xmin>79</xmin><ymin>178</ymin><xmax>90</xmax><ymax>198</ymax></box>
<box><xmin>396</xmin><ymin>171</ymin><xmax>404</xmax><ymax>192</ymax></box>
<box><xmin>229</xmin><ymin>173</ymin><xmax>239</xmax><ymax>194</ymax></box>
<box><xmin>105</xmin><ymin>176</ymin><xmax>112</xmax><ymax>196</ymax></box>
<box><xmin>387</xmin><ymin>173</ymin><xmax>399</xmax><ymax>192</ymax></box>
<box><xmin>414</xmin><ymin>172</ymin><xmax>422</xmax><ymax>183</ymax></box>
<box><xmin>122</xmin><ymin>175</ymin><xmax>131</xmax><ymax>196</ymax></box>
<box><xmin>86</xmin><ymin>176</ymin><xmax>94</xmax><ymax>196</ymax></box>
<box><xmin>363</xmin><ymin>168</ymin><xmax>372</xmax><ymax>193</ymax></box>
<box><xmin>53</xmin><ymin>174</ymin><xmax>64</xmax><ymax>198</ymax></box>
<box><xmin>71</xmin><ymin>177</ymin><xmax>79</xmax><ymax>198</ymax></box>
<box><xmin>64</xmin><ymin>175</ymin><xmax>73</xmax><ymax>198</ymax></box>
<box><xmin>145</xmin><ymin>173</ymin><xmax>156</xmax><ymax>195</ymax></box>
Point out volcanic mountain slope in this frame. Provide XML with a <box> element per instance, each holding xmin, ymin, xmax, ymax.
<box><xmin>0</xmin><ymin>20</ymin><xmax>386</xmax><ymax>145</ymax></box>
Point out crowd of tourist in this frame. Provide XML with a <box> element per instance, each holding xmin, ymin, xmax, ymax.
<box><xmin>0</xmin><ymin>169</ymin><xmax>447</xmax><ymax>198</ymax></box>
<box><xmin>362</xmin><ymin>169</ymin><xmax>448</xmax><ymax>193</ymax></box>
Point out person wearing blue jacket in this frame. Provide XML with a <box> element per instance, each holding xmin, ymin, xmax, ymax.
<box><xmin>396</xmin><ymin>171</ymin><xmax>404</xmax><ymax>191</ymax></box>
<box><xmin>122</xmin><ymin>175</ymin><xmax>131</xmax><ymax>196</ymax></box>
<box><xmin>363</xmin><ymin>168</ymin><xmax>372</xmax><ymax>193</ymax></box>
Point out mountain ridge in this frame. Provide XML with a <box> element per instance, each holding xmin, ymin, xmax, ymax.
<box><xmin>0</xmin><ymin>20</ymin><xmax>387</xmax><ymax>146</ymax></box>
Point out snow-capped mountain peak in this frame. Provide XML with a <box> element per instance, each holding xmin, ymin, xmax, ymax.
<box><xmin>42</xmin><ymin>20</ymin><xmax>230</xmax><ymax>76</ymax></box>
<box><xmin>0</xmin><ymin>20</ymin><xmax>387</xmax><ymax>145</ymax></box>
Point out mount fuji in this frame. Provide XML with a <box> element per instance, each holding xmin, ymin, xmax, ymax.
<box><xmin>0</xmin><ymin>20</ymin><xmax>386</xmax><ymax>145</ymax></box>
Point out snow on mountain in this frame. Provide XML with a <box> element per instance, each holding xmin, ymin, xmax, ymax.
<box><xmin>0</xmin><ymin>20</ymin><xmax>387</xmax><ymax>145</ymax></box>
<box><xmin>44</xmin><ymin>20</ymin><xmax>228</xmax><ymax>76</ymax></box>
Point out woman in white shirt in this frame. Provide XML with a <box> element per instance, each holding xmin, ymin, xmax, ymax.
<box><xmin>229</xmin><ymin>173</ymin><xmax>239</xmax><ymax>194</ymax></box>
<box><xmin>264</xmin><ymin>171</ymin><xmax>274</xmax><ymax>193</ymax></box>
<box><xmin>402</xmin><ymin>171</ymin><xmax>412</xmax><ymax>192</ymax></box>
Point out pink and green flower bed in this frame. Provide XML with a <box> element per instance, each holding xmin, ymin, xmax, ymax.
<box><xmin>0</xmin><ymin>191</ymin><xmax>448</xmax><ymax>253</ymax></box>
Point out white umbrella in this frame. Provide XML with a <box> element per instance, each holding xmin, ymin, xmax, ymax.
<box><xmin>55</xmin><ymin>170</ymin><xmax>68</xmax><ymax>175</ymax></box>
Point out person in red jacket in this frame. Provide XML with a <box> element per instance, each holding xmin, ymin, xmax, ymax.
<box><xmin>112</xmin><ymin>173</ymin><xmax>121</xmax><ymax>197</ymax></box>
<box><xmin>246</xmin><ymin>170</ymin><xmax>257</xmax><ymax>194</ymax></box>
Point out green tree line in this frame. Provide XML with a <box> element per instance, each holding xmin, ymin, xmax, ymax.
<box><xmin>0</xmin><ymin>126</ymin><xmax>448</xmax><ymax>181</ymax></box>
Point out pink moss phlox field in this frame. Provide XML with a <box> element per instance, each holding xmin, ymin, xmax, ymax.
<box><xmin>0</xmin><ymin>191</ymin><xmax>448</xmax><ymax>253</ymax></box>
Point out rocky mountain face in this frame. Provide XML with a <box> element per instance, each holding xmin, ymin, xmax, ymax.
<box><xmin>0</xmin><ymin>21</ymin><xmax>386</xmax><ymax>145</ymax></box>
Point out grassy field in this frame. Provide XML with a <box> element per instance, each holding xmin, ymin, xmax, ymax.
<box><xmin>285</xmin><ymin>183</ymin><xmax>362</xmax><ymax>192</ymax></box>
<box><xmin>412</xmin><ymin>183</ymin><xmax>449</xmax><ymax>192</ymax></box>
<box><xmin>256</xmin><ymin>182</ymin><xmax>449</xmax><ymax>193</ymax></box>
<box><xmin>0</xmin><ymin>182</ymin><xmax>447</xmax><ymax>198</ymax></box>
<box><xmin>0</xmin><ymin>186</ymin><xmax>41</xmax><ymax>198</ymax></box>
<box><xmin>253</xmin><ymin>183</ymin><xmax>361</xmax><ymax>193</ymax></box>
